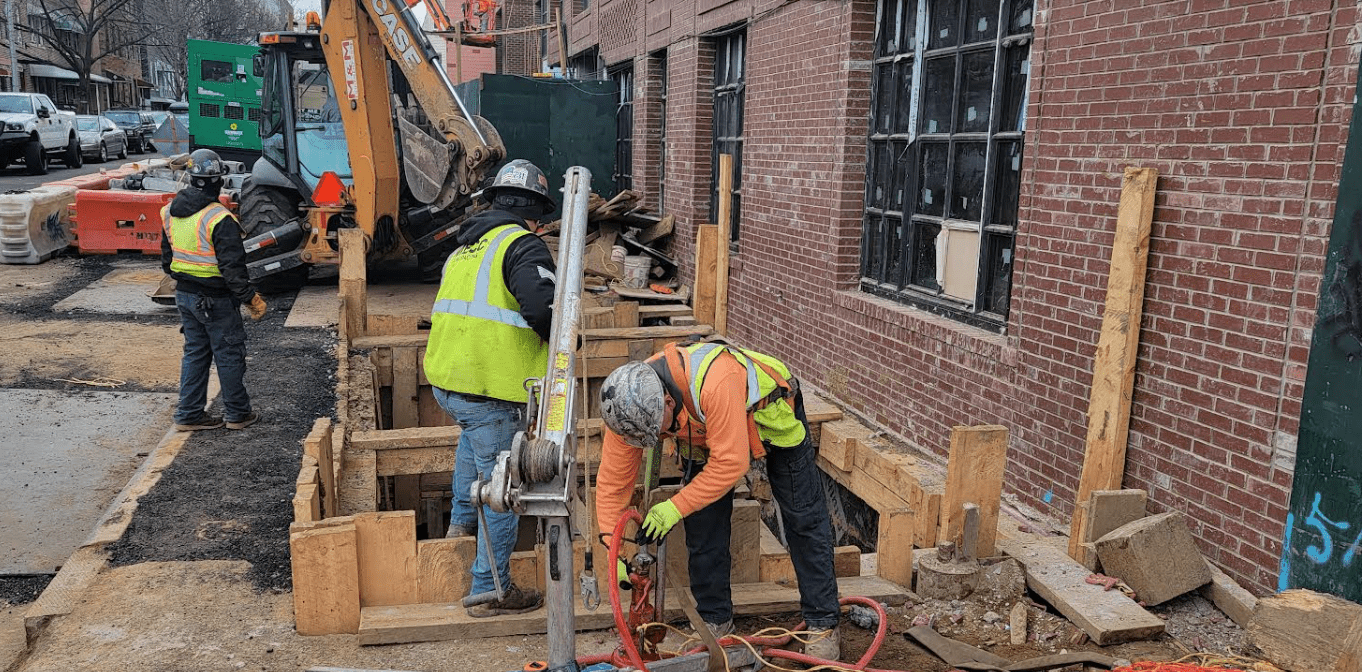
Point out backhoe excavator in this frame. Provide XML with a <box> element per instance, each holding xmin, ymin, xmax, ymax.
<box><xmin>236</xmin><ymin>0</ymin><xmax>505</xmax><ymax>289</ymax></box>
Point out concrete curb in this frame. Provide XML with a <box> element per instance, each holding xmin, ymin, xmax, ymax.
<box><xmin>13</xmin><ymin>376</ymin><xmax>220</xmax><ymax>663</ymax></box>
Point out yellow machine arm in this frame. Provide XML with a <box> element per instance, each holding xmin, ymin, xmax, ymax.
<box><xmin>318</xmin><ymin>0</ymin><xmax>505</xmax><ymax>221</ymax></box>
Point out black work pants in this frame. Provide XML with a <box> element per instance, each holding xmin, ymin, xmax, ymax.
<box><xmin>681</xmin><ymin>390</ymin><xmax>840</xmax><ymax>627</ymax></box>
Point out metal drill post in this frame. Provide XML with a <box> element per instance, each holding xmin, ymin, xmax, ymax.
<box><xmin>541</xmin><ymin>166</ymin><xmax>591</xmax><ymax>672</ymax></box>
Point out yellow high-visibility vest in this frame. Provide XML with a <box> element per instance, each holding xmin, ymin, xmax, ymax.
<box><xmin>162</xmin><ymin>203</ymin><xmax>232</xmax><ymax>278</ymax></box>
<box><xmin>423</xmin><ymin>224</ymin><xmax>547</xmax><ymax>403</ymax></box>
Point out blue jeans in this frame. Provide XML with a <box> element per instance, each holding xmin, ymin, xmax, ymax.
<box><xmin>175</xmin><ymin>291</ymin><xmax>251</xmax><ymax>423</ymax></box>
<box><xmin>434</xmin><ymin>387</ymin><xmax>525</xmax><ymax>597</ymax></box>
<box><xmin>681</xmin><ymin>390</ymin><xmax>839</xmax><ymax>627</ymax></box>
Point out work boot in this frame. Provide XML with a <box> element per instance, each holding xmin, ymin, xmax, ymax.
<box><xmin>466</xmin><ymin>584</ymin><xmax>543</xmax><ymax>618</ymax></box>
<box><xmin>444</xmin><ymin>523</ymin><xmax>476</xmax><ymax>538</ymax></box>
<box><xmin>702</xmin><ymin>620</ymin><xmax>734</xmax><ymax>639</ymax></box>
<box><xmin>804</xmin><ymin>625</ymin><xmax>840</xmax><ymax>661</ymax></box>
<box><xmin>226</xmin><ymin>412</ymin><xmax>259</xmax><ymax>430</ymax></box>
<box><xmin>174</xmin><ymin>414</ymin><xmax>224</xmax><ymax>431</ymax></box>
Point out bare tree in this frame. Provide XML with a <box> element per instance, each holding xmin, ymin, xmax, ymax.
<box><xmin>21</xmin><ymin>0</ymin><xmax>163</xmax><ymax>111</ymax></box>
<box><xmin>147</xmin><ymin>0</ymin><xmax>286</xmax><ymax>101</ymax></box>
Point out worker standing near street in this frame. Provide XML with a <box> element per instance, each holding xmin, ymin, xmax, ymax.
<box><xmin>160</xmin><ymin>148</ymin><xmax>265</xmax><ymax>432</ymax></box>
<box><xmin>596</xmin><ymin>343</ymin><xmax>843</xmax><ymax>661</ymax></box>
<box><xmin>424</xmin><ymin>159</ymin><xmax>557</xmax><ymax>617</ymax></box>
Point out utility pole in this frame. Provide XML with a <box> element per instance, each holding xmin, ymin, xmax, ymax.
<box><xmin>5</xmin><ymin>0</ymin><xmax>18</xmax><ymax>91</ymax></box>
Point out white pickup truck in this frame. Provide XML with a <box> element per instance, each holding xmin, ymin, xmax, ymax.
<box><xmin>0</xmin><ymin>92</ymin><xmax>80</xmax><ymax>175</ymax></box>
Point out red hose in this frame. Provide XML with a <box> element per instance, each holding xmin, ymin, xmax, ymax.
<box><xmin>584</xmin><ymin>510</ymin><xmax>904</xmax><ymax>672</ymax></box>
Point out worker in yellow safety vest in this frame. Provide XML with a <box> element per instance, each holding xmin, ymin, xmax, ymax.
<box><xmin>423</xmin><ymin>159</ymin><xmax>558</xmax><ymax>617</ymax></box>
<box><xmin>596</xmin><ymin>342</ymin><xmax>843</xmax><ymax>661</ymax></box>
<box><xmin>159</xmin><ymin>148</ymin><xmax>266</xmax><ymax>432</ymax></box>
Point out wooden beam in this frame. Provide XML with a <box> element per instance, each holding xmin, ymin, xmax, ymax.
<box><xmin>354</xmin><ymin>511</ymin><xmax>419</xmax><ymax>607</ymax></box>
<box><xmin>1336</xmin><ymin>617</ymin><xmax>1362</xmax><ymax>672</ymax></box>
<box><xmin>613</xmin><ymin>301</ymin><xmax>640</xmax><ymax>328</ymax></box>
<box><xmin>358</xmin><ymin>575</ymin><xmax>910</xmax><ymax>645</ymax></box>
<box><xmin>351</xmin><ymin>426</ymin><xmax>461</xmax><ymax>450</ymax></box>
<box><xmin>715</xmin><ymin>154</ymin><xmax>732</xmax><ymax>336</ymax></box>
<box><xmin>943</xmin><ymin>425</ymin><xmax>1009</xmax><ymax>558</ymax></box>
<box><xmin>391</xmin><ymin>347</ymin><xmax>420</xmax><ymax>429</ymax></box>
<box><xmin>581</xmin><ymin>325</ymin><xmax>713</xmax><ymax>340</ymax></box>
<box><xmin>352</xmin><ymin>334</ymin><xmax>429</xmax><ymax>349</ymax></box>
<box><xmin>1069</xmin><ymin>167</ymin><xmax>1158</xmax><ymax>559</ymax></box>
<box><xmin>695</xmin><ymin>223</ymin><xmax>718</xmax><ymax>327</ymax></box>
<box><xmin>303</xmin><ymin>418</ymin><xmax>337</xmax><ymax>518</ymax></box>
<box><xmin>876</xmin><ymin>508</ymin><xmax>914</xmax><ymax>587</ymax></box>
<box><xmin>339</xmin><ymin>228</ymin><xmax>368</xmax><ymax>340</ymax></box>
<box><xmin>998</xmin><ymin>538</ymin><xmax>1164</xmax><ymax>645</ymax></box>
<box><xmin>291</xmin><ymin>524</ymin><xmax>361</xmax><ymax>635</ymax></box>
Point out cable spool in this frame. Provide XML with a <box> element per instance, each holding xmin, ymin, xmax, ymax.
<box><xmin>522</xmin><ymin>437</ymin><xmax>562</xmax><ymax>484</ymax></box>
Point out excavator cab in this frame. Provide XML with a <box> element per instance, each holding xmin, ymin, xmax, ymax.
<box><xmin>256</xmin><ymin>36</ymin><xmax>353</xmax><ymax>198</ymax></box>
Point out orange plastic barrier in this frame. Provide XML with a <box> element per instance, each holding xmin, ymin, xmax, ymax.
<box><xmin>71</xmin><ymin>189</ymin><xmax>174</xmax><ymax>254</ymax></box>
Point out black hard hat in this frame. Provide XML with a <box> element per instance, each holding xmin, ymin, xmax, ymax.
<box><xmin>481</xmin><ymin>159</ymin><xmax>556</xmax><ymax>216</ymax></box>
<box><xmin>187</xmin><ymin>148</ymin><xmax>228</xmax><ymax>179</ymax></box>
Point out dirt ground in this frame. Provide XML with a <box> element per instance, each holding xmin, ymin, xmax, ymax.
<box><xmin>0</xmin><ymin>254</ymin><xmax>1261</xmax><ymax>672</ymax></box>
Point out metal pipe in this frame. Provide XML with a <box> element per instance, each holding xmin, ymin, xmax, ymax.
<box><xmin>542</xmin><ymin>166</ymin><xmax>590</xmax><ymax>672</ymax></box>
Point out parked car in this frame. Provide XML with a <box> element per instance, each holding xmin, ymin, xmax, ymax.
<box><xmin>104</xmin><ymin>109</ymin><xmax>157</xmax><ymax>153</ymax></box>
<box><xmin>75</xmin><ymin>115</ymin><xmax>128</xmax><ymax>163</ymax></box>
<box><xmin>0</xmin><ymin>92</ymin><xmax>80</xmax><ymax>174</ymax></box>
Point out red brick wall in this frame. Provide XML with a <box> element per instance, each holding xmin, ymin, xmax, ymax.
<box><xmin>567</xmin><ymin>0</ymin><xmax>1362</xmax><ymax>594</ymax></box>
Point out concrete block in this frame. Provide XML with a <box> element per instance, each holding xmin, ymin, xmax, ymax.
<box><xmin>1093</xmin><ymin>511</ymin><xmax>1210</xmax><ymax>606</ymax></box>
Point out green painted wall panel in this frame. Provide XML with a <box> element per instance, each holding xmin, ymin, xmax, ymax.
<box><xmin>1281</xmin><ymin>59</ymin><xmax>1362</xmax><ymax>600</ymax></box>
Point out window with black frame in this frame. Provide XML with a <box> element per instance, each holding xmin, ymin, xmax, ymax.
<box><xmin>862</xmin><ymin>0</ymin><xmax>1032</xmax><ymax>329</ymax></box>
<box><xmin>711</xmin><ymin>29</ymin><xmax>744</xmax><ymax>244</ymax></box>
<box><xmin>612</xmin><ymin>65</ymin><xmax>634</xmax><ymax>193</ymax></box>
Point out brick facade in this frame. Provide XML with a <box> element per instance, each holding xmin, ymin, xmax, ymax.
<box><xmin>568</xmin><ymin>0</ymin><xmax>1362</xmax><ymax>594</ymax></box>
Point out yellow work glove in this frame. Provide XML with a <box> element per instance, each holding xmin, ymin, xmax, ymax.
<box><xmin>640</xmin><ymin>500</ymin><xmax>683</xmax><ymax>544</ymax></box>
<box><xmin>246</xmin><ymin>293</ymin><xmax>267</xmax><ymax>321</ymax></box>
<box><xmin>616</xmin><ymin>558</ymin><xmax>632</xmax><ymax>590</ymax></box>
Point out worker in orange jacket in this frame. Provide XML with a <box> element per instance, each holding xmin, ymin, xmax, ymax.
<box><xmin>596</xmin><ymin>342</ymin><xmax>841</xmax><ymax>661</ymax></box>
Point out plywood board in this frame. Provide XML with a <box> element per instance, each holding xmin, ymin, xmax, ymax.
<box><xmin>291</xmin><ymin>524</ymin><xmax>361</xmax><ymax>635</ymax></box>
<box><xmin>358</xmin><ymin>575</ymin><xmax>910</xmax><ymax>645</ymax></box>
<box><xmin>943</xmin><ymin>425</ymin><xmax>1009</xmax><ymax>558</ymax></box>
<box><xmin>354</xmin><ymin>511</ymin><xmax>419</xmax><ymax>607</ymax></box>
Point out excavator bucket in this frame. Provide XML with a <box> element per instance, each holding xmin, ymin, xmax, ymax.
<box><xmin>398</xmin><ymin>115</ymin><xmax>452</xmax><ymax>205</ymax></box>
<box><xmin>147</xmin><ymin>273</ymin><xmax>177</xmax><ymax>306</ymax></box>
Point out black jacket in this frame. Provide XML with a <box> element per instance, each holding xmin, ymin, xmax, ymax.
<box><xmin>160</xmin><ymin>187</ymin><xmax>255</xmax><ymax>303</ymax></box>
<box><xmin>453</xmin><ymin>209</ymin><xmax>556</xmax><ymax>342</ymax></box>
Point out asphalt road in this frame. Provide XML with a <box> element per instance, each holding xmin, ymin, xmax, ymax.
<box><xmin>0</xmin><ymin>148</ymin><xmax>169</xmax><ymax>192</ymax></box>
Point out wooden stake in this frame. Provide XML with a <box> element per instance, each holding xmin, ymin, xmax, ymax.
<box><xmin>1068</xmin><ymin>167</ymin><xmax>1158</xmax><ymax>559</ymax></box>
<box><xmin>715</xmin><ymin>153</ymin><xmax>733</xmax><ymax>336</ymax></box>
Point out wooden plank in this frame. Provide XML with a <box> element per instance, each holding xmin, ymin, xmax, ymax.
<box><xmin>391</xmin><ymin>347</ymin><xmax>420</xmax><ymax>429</ymax></box>
<box><xmin>377</xmin><ymin>447</ymin><xmax>455</xmax><ymax>477</ymax></box>
<box><xmin>610</xmin><ymin>284</ymin><xmax>691</xmax><ymax>302</ymax></box>
<box><xmin>876</xmin><ymin>508</ymin><xmax>914</xmax><ymax>587</ymax></box>
<box><xmin>715</xmin><ymin>153</ymin><xmax>732</xmax><ymax>336</ymax></box>
<box><xmin>417</xmin><ymin>386</ymin><xmax>452</xmax><ymax>427</ymax></box>
<box><xmin>358</xmin><ymin>575</ymin><xmax>910</xmax><ymax>645</ymax></box>
<box><xmin>578</xmin><ymin>355</ymin><xmax>629</xmax><ymax>378</ymax></box>
<box><xmin>291</xmin><ymin>524</ymin><xmax>361</xmax><ymax>635</ymax></box>
<box><xmin>641</xmin><ymin>304</ymin><xmax>692</xmax><ymax>319</ymax></box>
<box><xmin>759</xmin><ymin>523</ymin><xmax>860</xmax><ymax>585</ymax></box>
<box><xmin>1200</xmin><ymin>563</ymin><xmax>1257</xmax><ymax>628</ymax></box>
<box><xmin>912</xmin><ymin>485</ymin><xmax>941</xmax><ymax>548</ymax></box>
<box><xmin>352</xmin><ymin>334</ymin><xmax>429</xmax><ymax>349</ymax></box>
<box><xmin>613</xmin><ymin>301</ymin><xmax>640</xmax><ymax>328</ymax></box>
<box><xmin>295</xmin><ymin>483</ymin><xmax>321</xmax><ymax>523</ymax></box>
<box><xmin>339</xmin><ymin>228</ymin><xmax>368</xmax><ymax>340</ymax></box>
<box><xmin>627</xmin><ymin>338</ymin><xmax>654</xmax><ymax>362</ymax></box>
<box><xmin>998</xmin><ymin>538</ymin><xmax>1164</xmax><ymax>645</ymax></box>
<box><xmin>511</xmin><ymin>550</ymin><xmax>543</xmax><ymax>593</ymax></box>
<box><xmin>818</xmin><ymin>420</ymin><xmax>865</xmax><ymax>471</ymax></box>
<box><xmin>303</xmin><ymin>418</ymin><xmax>337</xmax><ymax>518</ymax></box>
<box><xmin>374</xmin><ymin>347</ymin><xmax>394</xmax><ymax>388</ymax></box>
<box><xmin>394</xmin><ymin>475</ymin><xmax>421</xmax><ymax>512</ymax></box>
<box><xmin>416</xmin><ymin>347</ymin><xmax>429</xmax><ymax>386</ymax></box>
<box><xmin>416</xmin><ymin>536</ymin><xmax>476</xmax><ymax>604</ymax></box>
<box><xmin>694</xmin><ymin>223</ymin><xmax>718</xmax><ymax>326</ymax></box>
<box><xmin>354</xmin><ymin>511</ymin><xmax>419</xmax><ymax>607</ymax></box>
<box><xmin>1074</xmin><ymin>489</ymin><xmax>1147</xmax><ymax>569</ymax></box>
<box><xmin>943</xmin><ymin>425</ymin><xmax>1009</xmax><ymax>558</ymax></box>
<box><xmin>352</xmin><ymin>426</ymin><xmax>461</xmax><ymax>450</ymax></box>
<box><xmin>581</xmin><ymin>325</ymin><xmax>713</xmax><ymax>340</ymax></box>
<box><xmin>816</xmin><ymin>453</ymin><xmax>911</xmax><ymax>514</ymax></box>
<box><xmin>1069</xmin><ymin>167</ymin><xmax>1158</xmax><ymax>559</ymax></box>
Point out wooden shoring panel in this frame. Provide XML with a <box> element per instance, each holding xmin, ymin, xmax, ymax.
<box><xmin>303</xmin><ymin>418</ymin><xmax>337</xmax><ymax>518</ymax></box>
<box><xmin>339</xmin><ymin>228</ymin><xmax>367</xmax><ymax>339</ymax></box>
<box><xmin>291</xmin><ymin>524</ymin><xmax>361</xmax><ymax>635</ymax></box>
<box><xmin>354</xmin><ymin>511</ymin><xmax>419</xmax><ymax>607</ymax></box>
<box><xmin>1069</xmin><ymin>167</ymin><xmax>1158</xmax><ymax>559</ymax></box>
<box><xmin>942</xmin><ymin>425</ymin><xmax>1009</xmax><ymax>558</ymax></box>
<box><xmin>715</xmin><ymin>153</ymin><xmax>732</xmax><ymax>336</ymax></box>
<box><xmin>694</xmin><ymin>223</ymin><xmax>718</xmax><ymax>326</ymax></box>
<box><xmin>391</xmin><ymin>346</ymin><xmax>420</xmax><ymax>429</ymax></box>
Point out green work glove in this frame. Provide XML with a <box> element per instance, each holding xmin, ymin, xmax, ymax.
<box><xmin>641</xmin><ymin>500</ymin><xmax>683</xmax><ymax>543</ymax></box>
<box><xmin>616</xmin><ymin>558</ymin><xmax>632</xmax><ymax>590</ymax></box>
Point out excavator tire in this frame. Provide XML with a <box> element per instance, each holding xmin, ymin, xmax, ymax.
<box><xmin>239</xmin><ymin>179</ymin><xmax>311</xmax><ymax>293</ymax></box>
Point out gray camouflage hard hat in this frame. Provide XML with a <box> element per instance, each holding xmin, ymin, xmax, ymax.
<box><xmin>599</xmin><ymin>361</ymin><xmax>666</xmax><ymax>449</ymax></box>
<box><xmin>482</xmin><ymin>159</ymin><xmax>556</xmax><ymax>215</ymax></box>
<box><xmin>187</xmin><ymin>148</ymin><xmax>228</xmax><ymax>179</ymax></box>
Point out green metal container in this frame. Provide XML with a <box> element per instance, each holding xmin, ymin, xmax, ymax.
<box><xmin>187</xmin><ymin>39</ymin><xmax>263</xmax><ymax>164</ymax></box>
